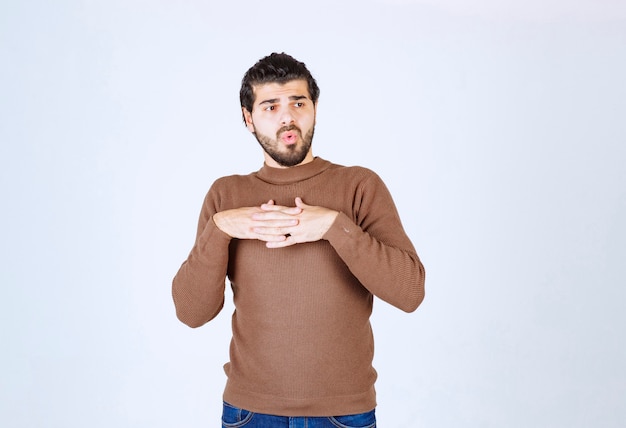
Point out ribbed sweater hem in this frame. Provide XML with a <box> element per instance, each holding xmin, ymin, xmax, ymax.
<box><xmin>222</xmin><ymin>381</ymin><xmax>377</xmax><ymax>417</ymax></box>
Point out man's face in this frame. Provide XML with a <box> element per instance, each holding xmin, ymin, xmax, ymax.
<box><xmin>243</xmin><ymin>79</ymin><xmax>316</xmax><ymax>168</ymax></box>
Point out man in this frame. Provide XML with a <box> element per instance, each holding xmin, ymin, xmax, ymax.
<box><xmin>172</xmin><ymin>52</ymin><xmax>425</xmax><ymax>427</ymax></box>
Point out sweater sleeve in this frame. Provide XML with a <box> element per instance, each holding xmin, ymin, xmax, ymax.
<box><xmin>322</xmin><ymin>173</ymin><xmax>425</xmax><ymax>312</ymax></box>
<box><xmin>172</xmin><ymin>188</ymin><xmax>232</xmax><ymax>328</ymax></box>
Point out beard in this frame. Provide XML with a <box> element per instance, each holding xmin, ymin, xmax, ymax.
<box><xmin>253</xmin><ymin>124</ymin><xmax>315</xmax><ymax>167</ymax></box>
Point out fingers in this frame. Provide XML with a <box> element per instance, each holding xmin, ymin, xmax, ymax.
<box><xmin>260</xmin><ymin>206</ymin><xmax>302</xmax><ymax>215</ymax></box>
<box><xmin>261</xmin><ymin>197</ymin><xmax>307</xmax><ymax>212</ymax></box>
<box><xmin>251</xmin><ymin>211</ymin><xmax>300</xmax><ymax>224</ymax></box>
<box><xmin>258</xmin><ymin>201</ymin><xmax>302</xmax><ymax>215</ymax></box>
<box><xmin>294</xmin><ymin>197</ymin><xmax>306</xmax><ymax>208</ymax></box>
<box><xmin>253</xmin><ymin>225</ymin><xmax>297</xmax><ymax>248</ymax></box>
<box><xmin>265</xmin><ymin>235</ymin><xmax>297</xmax><ymax>248</ymax></box>
<box><xmin>252</xmin><ymin>224</ymin><xmax>296</xmax><ymax>236</ymax></box>
<box><xmin>247</xmin><ymin>198</ymin><xmax>310</xmax><ymax>248</ymax></box>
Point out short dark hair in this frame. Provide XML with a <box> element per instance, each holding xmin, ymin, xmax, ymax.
<box><xmin>239</xmin><ymin>53</ymin><xmax>320</xmax><ymax>123</ymax></box>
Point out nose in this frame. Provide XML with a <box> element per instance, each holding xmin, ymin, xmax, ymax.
<box><xmin>280</xmin><ymin>108</ymin><xmax>295</xmax><ymax>125</ymax></box>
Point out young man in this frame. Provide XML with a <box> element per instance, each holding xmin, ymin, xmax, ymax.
<box><xmin>173</xmin><ymin>53</ymin><xmax>425</xmax><ymax>427</ymax></box>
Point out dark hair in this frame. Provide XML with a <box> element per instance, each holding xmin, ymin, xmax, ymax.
<box><xmin>239</xmin><ymin>52</ymin><xmax>320</xmax><ymax>123</ymax></box>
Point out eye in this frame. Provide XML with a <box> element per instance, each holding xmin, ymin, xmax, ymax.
<box><xmin>264</xmin><ymin>105</ymin><xmax>276</xmax><ymax>111</ymax></box>
<box><xmin>294</xmin><ymin>102</ymin><xmax>304</xmax><ymax>108</ymax></box>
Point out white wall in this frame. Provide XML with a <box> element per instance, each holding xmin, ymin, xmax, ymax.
<box><xmin>1</xmin><ymin>1</ymin><xmax>624</xmax><ymax>426</ymax></box>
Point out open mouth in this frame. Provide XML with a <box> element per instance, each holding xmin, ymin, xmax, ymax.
<box><xmin>278</xmin><ymin>125</ymin><xmax>300</xmax><ymax>145</ymax></box>
<box><xmin>281</xmin><ymin>131</ymin><xmax>298</xmax><ymax>145</ymax></box>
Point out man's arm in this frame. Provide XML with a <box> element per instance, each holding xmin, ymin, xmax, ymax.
<box><xmin>172</xmin><ymin>195</ymin><xmax>309</xmax><ymax>327</ymax></box>
<box><xmin>248</xmin><ymin>177</ymin><xmax>425</xmax><ymax>313</ymax></box>
<box><xmin>171</xmin><ymin>193</ymin><xmax>232</xmax><ymax>328</ymax></box>
<box><xmin>323</xmin><ymin>209</ymin><xmax>425</xmax><ymax>313</ymax></box>
<box><xmin>323</xmin><ymin>173</ymin><xmax>425</xmax><ymax>312</ymax></box>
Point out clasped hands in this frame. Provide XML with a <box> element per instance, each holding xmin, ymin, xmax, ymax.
<box><xmin>213</xmin><ymin>197</ymin><xmax>339</xmax><ymax>248</ymax></box>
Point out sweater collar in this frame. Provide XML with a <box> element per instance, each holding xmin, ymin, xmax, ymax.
<box><xmin>256</xmin><ymin>157</ymin><xmax>331</xmax><ymax>185</ymax></box>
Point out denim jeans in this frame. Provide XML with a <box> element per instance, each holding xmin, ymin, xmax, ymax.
<box><xmin>221</xmin><ymin>401</ymin><xmax>376</xmax><ymax>428</ymax></box>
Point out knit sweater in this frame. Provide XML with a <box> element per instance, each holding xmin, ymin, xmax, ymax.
<box><xmin>172</xmin><ymin>157</ymin><xmax>425</xmax><ymax>416</ymax></box>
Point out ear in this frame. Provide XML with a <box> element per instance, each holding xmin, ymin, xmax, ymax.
<box><xmin>242</xmin><ymin>107</ymin><xmax>254</xmax><ymax>133</ymax></box>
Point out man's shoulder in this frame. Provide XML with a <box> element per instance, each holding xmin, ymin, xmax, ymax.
<box><xmin>211</xmin><ymin>170</ymin><xmax>258</xmax><ymax>186</ymax></box>
<box><xmin>325</xmin><ymin>160</ymin><xmax>381</xmax><ymax>181</ymax></box>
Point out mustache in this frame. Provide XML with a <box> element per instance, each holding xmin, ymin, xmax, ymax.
<box><xmin>276</xmin><ymin>124</ymin><xmax>301</xmax><ymax>137</ymax></box>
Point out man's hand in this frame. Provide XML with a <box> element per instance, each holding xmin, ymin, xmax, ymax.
<box><xmin>213</xmin><ymin>198</ymin><xmax>339</xmax><ymax>248</ymax></box>
<box><xmin>261</xmin><ymin>197</ymin><xmax>339</xmax><ymax>248</ymax></box>
<box><xmin>213</xmin><ymin>200</ymin><xmax>301</xmax><ymax>243</ymax></box>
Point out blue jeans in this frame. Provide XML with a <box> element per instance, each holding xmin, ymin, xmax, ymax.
<box><xmin>221</xmin><ymin>402</ymin><xmax>376</xmax><ymax>428</ymax></box>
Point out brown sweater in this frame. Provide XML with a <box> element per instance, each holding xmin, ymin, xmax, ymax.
<box><xmin>172</xmin><ymin>157</ymin><xmax>425</xmax><ymax>416</ymax></box>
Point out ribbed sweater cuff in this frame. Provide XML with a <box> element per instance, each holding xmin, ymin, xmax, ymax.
<box><xmin>193</xmin><ymin>218</ymin><xmax>232</xmax><ymax>264</ymax></box>
<box><xmin>322</xmin><ymin>212</ymin><xmax>359</xmax><ymax>250</ymax></box>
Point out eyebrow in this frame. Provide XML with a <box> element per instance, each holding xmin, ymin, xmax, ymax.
<box><xmin>258</xmin><ymin>95</ymin><xmax>309</xmax><ymax>105</ymax></box>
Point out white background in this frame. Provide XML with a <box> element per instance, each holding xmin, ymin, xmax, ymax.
<box><xmin>1</xmin><ymin>1</ymin><xmax>625</xmax><ymax>426</ymax></box>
